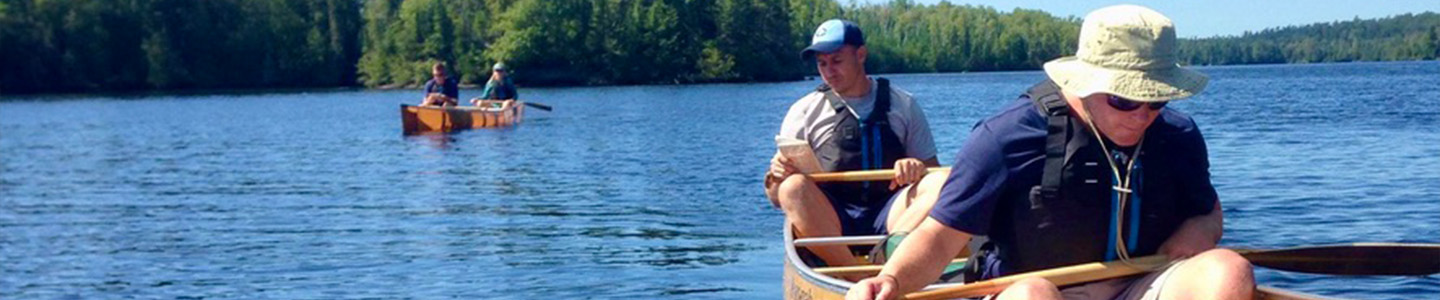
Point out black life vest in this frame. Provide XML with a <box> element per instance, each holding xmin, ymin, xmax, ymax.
<box><xmin>969</xmin><ymin>80</ymin><xmax>1199</xmax><ymax>279</ymax></box>
<box><xmin>486</xmin><ymin>79</ymin><xmax>517</xmax><ymax>100</ymax></box>
<box><xmin>814</xmin><ymin>78</ymin><xmax>906</xmax><ymax>210</ymax></box>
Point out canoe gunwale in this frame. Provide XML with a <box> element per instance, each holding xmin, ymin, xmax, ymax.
<box><xmin>784</xmin><ymin>225</ymin><xmax>855</xmax><ymax>294</ymax></box>
<box><xmin>781</xmin><ymin>226</ymin><xmax>1329</xmax><ymax>300</ymax></box>
<box><xmin>400</xmin><ymin>103</ymin><xmax>523</xmax><ymax>134</ymax></box>
<box><xmin>784</xmin><ymin>226</ymin><xmax>970</xmax><ymax>298</ymax></box>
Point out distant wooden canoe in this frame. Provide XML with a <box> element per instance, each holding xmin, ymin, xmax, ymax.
<box><xmin>781</xmin><ymin>226</ymin><xmax>1335</xmax><ymax>300</ymax></box>
<box><xmin>400</xmin><ymin>101</ymin><xmax>524</xmax><ymax>134</ymax></box>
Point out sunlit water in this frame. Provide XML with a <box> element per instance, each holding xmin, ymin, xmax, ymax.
<box><xmin>2</xmin><ymin>61</ymin><xmax>1437</xmax><ymax>299</ymax></box>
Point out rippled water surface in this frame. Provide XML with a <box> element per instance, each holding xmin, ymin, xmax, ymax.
<box><xmin>3</xmin><ymin>61</ymin><xmax>1438</xmax><ymax>299</ymax></box>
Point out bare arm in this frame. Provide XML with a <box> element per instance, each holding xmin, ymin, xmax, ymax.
<box><xmin>848</xmin><ymin>218</ymin><xmax>971</xmax><ymax>299</ymax></box>
<box><xmin>884</xmin><ymin>218</ymin><xmax>971</xmax><ymax>292</ymax></box>
<box><xmin>765</xmin><ymin>153</ymin><xmax>798</xmax><ymax>207</ymax></box>
<box><xmin>891</xmin><ymin>156</ymin><xmax>942</xmax><ymax>190</ymax></box>
<box><xmin>1157</xmin><ymin>200</ymin><xmax>1223</xmax><ymax>259</ymax></box>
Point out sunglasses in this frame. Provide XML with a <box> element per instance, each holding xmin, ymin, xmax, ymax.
<box><xmin>1106</xmin><ymin>94</ymin><xmax>1167</xmax><ymax>111</ymax></box>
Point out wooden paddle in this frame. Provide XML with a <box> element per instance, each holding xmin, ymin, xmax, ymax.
<box><xmin>903</xmin><ymin>243</ymin><xmax>1440</xmax><ymax>300</ymax></box>
<box><xmin>1237</xmin><ymin>243</ymin><xmax>1440</xmax><ymax>276</ymax></box>
<box><xmin>816</xmin><ymin>258</ymin><xmax>968</xmax><ymax>277</ymax></box>
<box><xmin>808</xmin><ymin>167</ymin><xmax>951</xmax><ymax>182</ymax></box>
<box><xmin>522</xmin><ymin>101</ymin><xmax>552</xmax><ymax>111</ymax></box>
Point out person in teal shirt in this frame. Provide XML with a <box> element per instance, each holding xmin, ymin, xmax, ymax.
<box><xmin>471</xmin><ymin>62</ymin><xmax>518</xmax><ymax>109</ymax></box>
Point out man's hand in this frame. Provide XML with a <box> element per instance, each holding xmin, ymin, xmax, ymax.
<box><xmin>890</xmin><ymin>158</ymin><xmax>926</xmax><ymax>190</ymax></box>
<box><xmin>846</xmin><ymin>275</ymin><xmax>898</xmax><ymax>300</ymax></box>
<box><xmin>1157</xmin><ymin>234</ymin><xmax>1213</xmax><ymax>259</ymax></box>
<box><xmin>770</xmin><ymin>153</ymin><xmax>798</xmax><ymax>182</ymax></box>
<box><xmin>1157</xmin><ymin>203</ymin><xmax>1223</xmax><ymax>259</ymax></box>
<box><xmin>766</xmin><ymin>153</ymin><xmax>799</xmax><ymax>207</ymax></box>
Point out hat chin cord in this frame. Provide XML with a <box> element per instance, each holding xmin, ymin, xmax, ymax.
<box><xmin>1080</xmin><ymin>104</ymin><xmax>1146</xmax><ymax>265</ymax></box>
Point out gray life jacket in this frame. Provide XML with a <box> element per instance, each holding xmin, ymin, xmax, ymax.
<box><xmin>813</xmin><ymin>78</ymin><xmax>906</xmax><ymax>224</ymax></box>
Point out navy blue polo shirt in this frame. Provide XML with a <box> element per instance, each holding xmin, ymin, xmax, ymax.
<box><xmin>929</xmin><ymin>95</ymin><xmax>1217</xmax><ymax>275</ymax></box>
<box><xmin>424</xmin><ymin>77</ymin><xmax>459</xmax><ymax>99</ymax></box>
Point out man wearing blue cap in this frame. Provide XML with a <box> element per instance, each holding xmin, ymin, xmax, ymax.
<box><xmin>765</xmin><ymin>19</ymin><xmax>944</xmax><ymax>268</ymax></box>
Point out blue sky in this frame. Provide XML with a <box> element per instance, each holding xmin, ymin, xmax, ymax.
<box><xmin>857</xmin><ymin>0</ymin><xmax>1439</xmax><ymax>38</ymax></box>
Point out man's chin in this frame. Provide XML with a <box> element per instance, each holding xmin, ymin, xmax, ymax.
<box><xmin>1112</xmin><ymin>137</ymin><xmax>1141</xmax><ymax>147</ymax></box>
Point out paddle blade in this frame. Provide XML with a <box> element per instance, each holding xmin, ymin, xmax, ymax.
<box><xmin>522</xmin><ymin>101</ymin><xmax>552</xmax><ymax>111</ymax></box>
<box><xmin>1243</xmin><ymin>243</ymin><xmax>1440</xmax><ymax>276</ymax></box>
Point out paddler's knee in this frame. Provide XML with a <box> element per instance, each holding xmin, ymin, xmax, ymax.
<box><xmin>777</xmin><ymin>175</ymin><xmax>822</xmax><ymax>207</ymax></box>
<box><xmin>1190</xmin><ymin>248</ymin><xmax>1254</xmax><ymax>282</ymax></box>
<box><xmin>912</xmin><ymin>171</ymin><xmax>949</xmax><ymax>196</ymax></box>
<box><xmin>996</xmin><ymin>277</ymin><xmax>1061</xmax><ymax>300</ymax></box>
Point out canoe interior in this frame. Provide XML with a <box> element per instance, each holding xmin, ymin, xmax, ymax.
<box><xmin>782</xmin><ymin>225</ymin><xmax>1337</xmax><ymax>300</ymax></box>
<box><xmin>400</xmin><ymin>102</ymin><xmax>523</xmax><ymax>134</ymax></box>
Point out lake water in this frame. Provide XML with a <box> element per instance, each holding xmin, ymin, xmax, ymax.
<box><xmin>2</xmin><ymin>61</ymin><xmax>1437</xmax><ymax>299</ymax></box>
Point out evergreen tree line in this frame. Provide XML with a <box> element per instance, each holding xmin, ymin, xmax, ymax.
<box><xmin>357</xmin><ymin>0</ymin><xmax>1084</xmax><ymax>86</ymax></box>
<box><xmin>1178</xmin><ymin>12</ymin><xmax>1440</xmax><ymax>65</ymax></box>
<box><xmin>0</xmin><ymin>0</ymin><xmax>362</xmax><ymax>94</ymax></box>
<box><xmin>1</xmin><ymin>0</ymin><xmax>1435</xmax><ymax>94</ymax></box>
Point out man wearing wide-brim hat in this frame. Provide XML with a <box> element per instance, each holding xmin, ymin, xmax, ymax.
<box><xmin>850</xmin><ymin>5</ymin><xmax>1254</xmax><ymax>300</ymax></box>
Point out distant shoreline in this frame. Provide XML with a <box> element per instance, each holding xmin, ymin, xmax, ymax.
<box><xmin>4</xmin><ymin>1</ymin><xmax>1431</xmax><ymax>96</ymax></box>
<box><xmin>3</xmin><ymin>60</ymin><xmax>1434</xmax><ymax>100</ymax></box>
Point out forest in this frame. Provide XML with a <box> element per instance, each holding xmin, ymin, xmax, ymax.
<box><xmin>1</xmin><ymin>0</ymin><xmax>1435</xmax><ymax>94</ymax></box>
<box><xmin>1179</xmin><ymin>13</ymin><xmax>1440</xmax><ymax>65</ymax></box>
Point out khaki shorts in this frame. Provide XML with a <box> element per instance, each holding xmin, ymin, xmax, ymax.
<box><xmin>982</xmin><ymin>258</ymin><xmax>1189</xmax><ymax>300</ymax></box>
<box><xmin>1060</xmin><ymin>258</ymin><xmax>1188</xmax><ymax>300</ymax></box>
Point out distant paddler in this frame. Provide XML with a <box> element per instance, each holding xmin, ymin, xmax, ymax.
<box><xmin>470</xmin><ymin>62</ymin><xmax>519</xmax><ymax>110</ymax></box>
<box><xmin>765</xmin><ymin>19</ymin><xmax>945</xmax><ymax>270</ymax></box>
<box><xmin>849</xmin><ymin>5</ymin><xmax>1254</xmax><ymax>300</ymax></box>
<box><xmin>419</xmin><ymin>62</ymin><xmax>460</xmax><ymax>107</ymax></box>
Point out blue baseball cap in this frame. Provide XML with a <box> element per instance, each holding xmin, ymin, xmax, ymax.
<box><xmin>800</xmin><ymin>19</ymin><xmax>865</xmax><ymax>60</ymax></box>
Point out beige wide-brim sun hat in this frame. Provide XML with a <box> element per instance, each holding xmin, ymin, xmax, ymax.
<box><xmin>1043</xmin><ymin>5</ymin><xmax>1208</xmax><ymax>102</ymax></box>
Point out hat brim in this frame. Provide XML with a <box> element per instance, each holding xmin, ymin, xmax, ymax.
<box><xmin>800</xmin><ymin>41</ymin><xmax>845</xmax><ymax>60</ymax></box>
<box><xmin>1043</xmin><ymin>57</ymin><xmax>1209</xmax><ymax>102</ymax></box>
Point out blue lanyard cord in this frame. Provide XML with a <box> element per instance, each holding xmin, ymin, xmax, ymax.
<box><xmin>1129</xmin><ymin>164</ymin><xmax>1142</xmax><ymax>255</ymax></box>
<box><xmin>1103</xmin><ymin>157</ymin><xmax>1143</xmax><ymax>261</ymax></box>
<box><xmin>1105</xmin><ymin>175</ymin><xmax>1120</xmax><ymax>261</ymax></box>
<box><xmin>1081</xmin><ymin>105</ymin><xmax>1146</xmax><ymax>262</ymax></box>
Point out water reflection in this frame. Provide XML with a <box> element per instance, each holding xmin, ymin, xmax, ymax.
<box><xmin>406</xmin><ymin>134</ymin><xmax>457</xmax><ymax>150</ymax></box>
<box><xmin>0</xmin><ymin>61</ymin><xmax>1436</xmax><ymax>299</ymax></box>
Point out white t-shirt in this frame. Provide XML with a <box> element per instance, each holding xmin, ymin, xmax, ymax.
<box><xmin>778</xmin><ymin>78</ymin><xmax>938</xmax><ymax>162</ymax></box>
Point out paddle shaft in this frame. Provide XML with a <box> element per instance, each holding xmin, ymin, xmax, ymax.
<box><xmin>903</xmin><ymin>243</ymin><xmax>1440</xmax><ymax>300</ymax></box>
<box><xmin>522</xmin><ymin>101</ymin><xmax>552</xmax><ymax>111</ymax></box>
<box><xmin>1237</xmin><ymin>243</ymin><xmax>1440</xmax><ymax>276</ymax></box>
<box><xmin>904</xmin><ymin>255</ymin><xmax>1167</xmax><ymax>300</ymax></box>
<box><xmin>815</xmin><ymin>258</ymin><xmax>967</xmax><ymax>277</ymax></box>
<box><xmin>808</xmin><ymin>167</ymin><xmax>951</xmax><ymax>182</ymax></box>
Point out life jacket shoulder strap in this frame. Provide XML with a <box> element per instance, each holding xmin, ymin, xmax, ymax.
<box><xmin>1027</xmin><ymin>80</ymin><xmax>1069</xmax><ymax>204</ymax></box>
<box><xmin>819</xmin><ymin>78</ymin><xmax>893</xmax><ymax>121</ymax></box>
<box><xmin>967</xmin><ymin>80</ymin><xmax>1072</xmax><ymax>283</ymax></box>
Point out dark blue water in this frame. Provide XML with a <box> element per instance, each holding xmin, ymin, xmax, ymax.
<box><xmin>2</xmin><ymin>61</ymin><xmax>1437</xmax><ymax>299</ymax></box>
